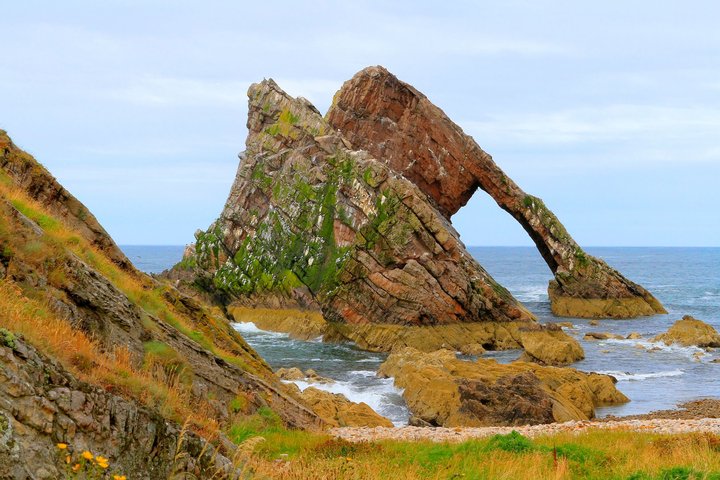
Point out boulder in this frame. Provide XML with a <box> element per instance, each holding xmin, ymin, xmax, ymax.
<box><xmin>299</xmin><ymin>387</ymin><xmax>393</xmax><ymax>428</ymax></box>
<box><xmin>517</xmin><ymin>327</ymin><xmax>584</xmax><ymax>365</ymax></box>
<box><xmin>378</xmin><ymin>347</ymin><xmax>628</xmax><ymax>427</ymax></box>
<box><xmin>627</xmin><ymin>332</ymin><xmax>643</xmax><ymax>340</ymax></box>
<box><xmin>304</xmin><ymin>369</ymin><xmax>334</xmax><ymax>384</ymax></box>
<box><xmin>276</xmin><ymin>367</ymin><xmax>305</xmax><ymax>381</ymax></box>
<box><xmin>459</xmin><ymin>343</ymin><xmax>486</xmax><ymax>356</ymax></box>
<box><xmin>652</xmin><ymin>316</ymin><xmax>720</xmax><ymax>348</ymax></box>
<box><xmin>583</xmin><ymin>332</ymin><xmax>625</xmax><ymax>341</ymax></box>
<box><xmin>326</xmin><ymin>66</ymin><xmax>665</xmax><ymax>319</ymax></box>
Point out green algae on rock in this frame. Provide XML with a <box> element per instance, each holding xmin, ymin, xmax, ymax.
<box><xmin>326</xmin><ymin>66</ymin><xmax>666</xmax><ymax>319</ymax></box>
<box><xmin>191</xmin><ymin>78</ymin><xmax>540</xmax><ymax>352</ymax></box>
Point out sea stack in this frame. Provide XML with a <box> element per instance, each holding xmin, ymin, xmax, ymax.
<box><xmin>326</xmin><ymin>66</ymin><xmax>666</xmax><ymax>319</ymax></box>
<box><xmin>192</xmin><ymin>78</ymin><xmax>546</xmax><ymax>352</ymax></box>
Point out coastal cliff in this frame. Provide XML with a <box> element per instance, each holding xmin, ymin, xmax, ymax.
<box><xmin>326</xmin><ymin>66</ymin><xmax>666</xmax><ymax>319</ymax></box>
<box><xmin>0</xmin><ymin>131</ymin><xmax>323</xmax><ymax>478</ymax></box>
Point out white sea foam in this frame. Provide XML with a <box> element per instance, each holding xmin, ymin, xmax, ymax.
<box><xmin>288</xmin><ymin>377</ymin><xmax>408</xmax><ymax>426</ymax></box>
<box><xmin>233</xmin><ymin>321</ymin><xmax>289</xmax><ymax>337</ymax></box>
<box><xmin>514</xmin><ymin>285</ymin><xmax>548</xmax><ymax>302</ymax></box>
<box><xmin>602</xmin><ymin>338</ymin><xmax>706</xmax><ymax>359</ymax></box>
<box><xmin>598</xmin><ymin>370</ymin><xmax>685</xmax><ymax>382</ymax></box>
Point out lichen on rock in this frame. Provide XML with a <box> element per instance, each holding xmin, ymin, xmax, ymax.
<box><xmin>378</xmin><ymin>347</ymin><xmax>628</xmax><ymax>427</ymax></box>
<box><xmin>191</xmin><ymin>77</ymin><xmax>538</xmax><ymax>352</ymax></box>
<box><xmin>326</xmin><ymin>66</ymin><xmax>666</xmax><ymax>319</ymax></box>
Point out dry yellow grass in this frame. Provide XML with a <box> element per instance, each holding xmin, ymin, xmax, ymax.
<box><xmin>0</xmin><ymin>177</ymin><xmax>257</xmax><ymax>438</ymax></box>
<box><xmin>239</xmin><ymin>429</ymin><xmax>720</xmax><ymax>479</ymax></box>
<box><xmin>0</xmin><ymin>279</ymin><xmax>220</xmax><ymax>437</ymax></box>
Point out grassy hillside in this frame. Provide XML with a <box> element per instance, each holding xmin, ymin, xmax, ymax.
<box><xmin>0</xmin><ymin>131</ymin><xmax>320</xmax><ymax>439</ymax></box>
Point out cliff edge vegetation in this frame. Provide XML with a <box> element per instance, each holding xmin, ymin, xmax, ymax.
<box><xmin>0</xmin><ymin>130</ymin><xmax>323</xmax><ymax>478</ymax></box>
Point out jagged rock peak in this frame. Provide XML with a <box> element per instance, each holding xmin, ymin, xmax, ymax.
<box><xmin>194</xmin><ymin>78</ymin><xmax>536</xmax><ymax>349</ymax></box>
<box><xmin>327</xmin><ymin>66</ymin><xmax>666</xmax><ymax>319</ymax></box>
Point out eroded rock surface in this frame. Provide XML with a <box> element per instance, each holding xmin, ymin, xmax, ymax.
<box><xmin>294</xmin><ymin>387</ymin><xmax>393</xmax><ymax>428</ymax></box>
<box><xmin>516</xmin><ymin>325</ymin><xmax>584</xmax><ymax>366</ymax></box>
<box><xmin>326</xmin><ymin>66</ymin><xmax>665</xmax><ymax>319</ymax></box>
<box><xmin>378</xmin><ymin>348</ymin><xmax>628</xmax><ymax>427</ymax></box>
<box><xmin>193</xmin><ymin>78</ymin><xmax>536</xmax><ymax>351</ymax></box>
<box><xmin>652</xmin><ymin>316</ymin><xmax>720</xmax><ymax>348</ymax></box>
<box><xmin>0</xmin><ymin>336</ymin><xmax>237</xmax><ymax>479</ymax></box>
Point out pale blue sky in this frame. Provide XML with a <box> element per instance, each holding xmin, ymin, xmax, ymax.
<box><xmin>1</xmin><ymin>1</ymin><xmax>718</xmax><ymax>246</ymax></box>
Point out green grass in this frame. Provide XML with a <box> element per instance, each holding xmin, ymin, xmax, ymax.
<box><xmin>238</xmin><ymin>429</ymin><xmax>720</xmax><ymax>479</ymax></box>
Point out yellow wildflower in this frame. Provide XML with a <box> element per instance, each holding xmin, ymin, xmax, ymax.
<box><xmin>113</xmin><ymin>476</ymin><xmax>127</xmax><ymax>480</ymax></box>
<box><xmin>65</xmin><ymin>455</ymin><xmax>71</xmax><ymax>464</ymax></box>
<box><xmin>81</xmin><ymin>451</ymin><xmax>93</xmax><ymax>461</ymax></box>
<box><xmin>56</xmin><ymin>443</ymin><xmax>68</xmax><ymax>450</ymax></box>
<box><xmin>95</xmin><ymin>456</ymin><xmax>109</xmax><ymax>469</ymax></box>
<box><xmin>72</xmin><ymin>464</ymin><xmax>81</xmax><ymax>472</ymax></box>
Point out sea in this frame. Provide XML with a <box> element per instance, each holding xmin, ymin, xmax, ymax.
<box><xmin>122</xmin><ymin>245</ymin><xmax>720</xmax><ymax>425</ymax></box>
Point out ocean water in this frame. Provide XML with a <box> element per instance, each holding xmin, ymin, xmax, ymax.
<box><xmin>121</xmin><ymin>245</ymin><xmax>720</xmax><ymax>424</ymax></box>
<box><xmin>121</xmin><ymin>245</ymin><xmax>187</xmax><ymax>274</ymax></box>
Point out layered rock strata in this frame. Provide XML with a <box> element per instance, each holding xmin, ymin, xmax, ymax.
<box><xmin>194</xmin><ymin>79</ymin><xmax>539</xmax><ymax>351</ymax></box>
<box><xmin>0</xmin><ymin>131</ymin><xmax>326</xmax><ymax>476</ymax></box>
<box><xmin>378</xmin><ymin>348</ymin><xmax>628</xmax><ymax>427</ymax></box>
<box><xmin>0</xmin><ymin>336</ymin><xmax>238</xmax><ymax>479</ymax></box>
<box><xmin>326</xmin><ymin>66</ymin><xmax>665</xmax><ymax>319</ymax></box>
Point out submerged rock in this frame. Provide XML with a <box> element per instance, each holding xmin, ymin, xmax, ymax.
<box><xmin>192</xmin><ymin>78</ymin><xmax>537</xmax><ymax>351</ymax></box>
<box><xmin>652</xmin><ymin>316</ymin><xmax>720</xmax><ymax>348</ymax></box>
<box><xmin>326</xmin><ymin>66</ymin><xmax>665</xmax><ymax>319</ymax></box>
<box><xmin>378</xmin><ymin>348</ymin><xmax>628</xmax><ymax>427</ymax></box>
<box><xmin>583</xmin><ymin>332</ymin><xmax>625</xmax><ymax>341</ymax></box>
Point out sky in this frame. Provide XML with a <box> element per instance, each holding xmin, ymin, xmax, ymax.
<box><xmin>1</xmin><ymin>1</ymin><xmax>719</xmax><ymax>246</ymax></box>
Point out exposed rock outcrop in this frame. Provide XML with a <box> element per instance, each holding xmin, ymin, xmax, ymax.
<box><xmin>583</xmin><ymin>332</ymin><xmax>625</xmax><ymax>341</ymax></box>
<box><xmin>0</xmin><ymin>335</ymin><xmax>238</xmax><ymax>479</ymax></box>
<box><xmin>378</xmin><ymin>348</ymin><xmax>628</xmax><ymax>427</ymax></box>
<box><xmin>276</xmin><ymin>367</ymin><xmax>333</xmax><ymax>384</ymax></box>
<box><xmin>652</xmin><ymin>316</ymin><xmax>720</xmax><ymax>348</ymax></box>
<box><xmin>192</xmin><ymin>78</ymin><xmax>537</xmax><ymax>351</ymax></box>
<box><xmin>516</xmin><ymin>325</ymin><xmax>584</xmax><ymax>366</ymax></box>
<box><xmin>0</xmin><ymin>131</ymin><xmax>326</xmax><ymax>476</ymax></box>
<box><xmin>294</xmin><ymin>387</ymin><xmax>393</xmax><ymax>428</ymax></box>
<box><xmin>0</xmin><ymin>178</ymin><xmax>320</xmax><ymax>431</ymax></box>
<box><xmin>326</xmin><ymin>66</ymin><xmax>665</xmax><ymax>319</ymax></box>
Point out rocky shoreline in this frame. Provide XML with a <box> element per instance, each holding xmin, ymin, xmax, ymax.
<box><xmin>331</xmin><ymin>419</ymin><xmax>720</xmax><ymax>443</ymax></box>
<box><xmin>331</xmin><ymin>399</ymin><xmax>720</xmax><ymax>443</ymax></box>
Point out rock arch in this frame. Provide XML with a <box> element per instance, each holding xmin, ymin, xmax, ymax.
<box><xmin>326</xmin><ymin>66</ymin><xmax>665</xmax><ymax>318</ymax></box>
